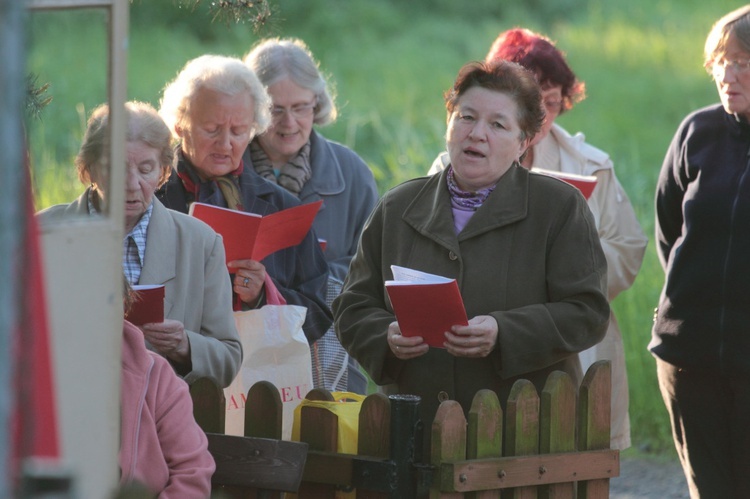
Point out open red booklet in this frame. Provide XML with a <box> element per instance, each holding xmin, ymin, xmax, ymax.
<box><xmin>126</xmin><ymin>284</ymin><xmax>165</xmax><ymax>326</ymax></box>
<box><xmin>189</xmin><ymin>200</ymin><xmax>323</xmax><ymax>264</ymax></box>
<box><xmin>531</xmin><ymin>168</ymin><xmax>598</xmax><ymax>200</ymax></box>
<box><xmin>385</xmin><ymin>265</ymin><xmax>468</xmax><ymax>348</ymax></box>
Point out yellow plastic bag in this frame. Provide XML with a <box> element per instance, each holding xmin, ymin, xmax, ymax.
<box><xmin>291</xmin><ymin>392</ymin><xmax>365</xmax><ymax>454</ymax></box>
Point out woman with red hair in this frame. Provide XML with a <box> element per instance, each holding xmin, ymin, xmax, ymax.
<box><xmin>431</xmin><ymin>28</ymin><xmax>647</xmax><ymax>451</ymax></box>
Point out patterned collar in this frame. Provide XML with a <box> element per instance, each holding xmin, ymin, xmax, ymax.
<box><xmin>124</xmin><ymin>203</ymin><xmax>153</xmax><ymax>285</ymax></box>
<box><xmin>88</xmin><ymin>189</ymin><xmax>153</xmax><ymax>284</ymax></box>
<box><xmin>446</xmin><ymin>165</ymin><xmax>497</xmax><ymax>211</ymax></box>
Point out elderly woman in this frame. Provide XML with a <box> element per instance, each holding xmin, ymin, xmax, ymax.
<box><xmin>39</xmin><ymin>101</ymin><xmax>241</xmax><ymax>388</ymax></box>
<box><xmin>156</xmin><ymin>55</ymin><xmax>332</xmax><ymax>343</ymax></box>
<box><xmin>243</xmin><ymin>38</ymin><xmax>378</xmax><ymax>391</ymax></box>
<box><xmin>243</xmin><ymin>38</ymin><xmax>378</xmax><ymax>283</ymax></box>
<box><xmin>334</xmin><ymin>60</ymin><xmax>609</xmax><ymax>442</ymax></box>
<box><xmin>652</xmin><ymin>6</ymin><xmax>750</xmax><ymax>497</ymax></box>
<box><xmin>431</xmin><ymin>28</ymin><xmax>647</xmax><ymax>451</ymax></box>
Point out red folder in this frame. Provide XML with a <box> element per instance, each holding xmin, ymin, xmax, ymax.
<box><xmin>385</xmin><ymin>266</ymin><xmax>468</xmax><ymax>348</ymax></box>
<box><xmin>189</xmin><ymin>200</ymin><xmax>322</xmax><ymax>264</ymax></box>
<box><xmin>126</xmin><ymin>284</ymin><xmax>165</xmax><ymax>326</ymax></box>
<box><xmin>532</xmin><ymin>168</ymin><xmax>598</xmax><ymax>200</ymax></box>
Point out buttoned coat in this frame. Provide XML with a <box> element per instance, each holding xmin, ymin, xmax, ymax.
<box><xmin>333</xmin><ymin>165</ymin><xmax>609</xmax><ymax>430</ymax></box>
<box><xmin>39</xmin><ymin>191</ymin><xmax>242</xmax><ymax>387</ymax></box>
<box><xmin>533</xmin><ymin>124</ymin><xmax>647</xmax><ymax>450</ymax></box>
<box><xmin>157</xmin><ymin>155</ymin><xmax>332</xmax><ymax>343</ymax></box>
<box><xmin>430</xmin><ymin>126</ymin><xmax>648</xmax><ymax>449</ymax></box>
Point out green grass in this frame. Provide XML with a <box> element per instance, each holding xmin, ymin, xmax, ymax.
<box><xmin>26</xmin><ymin>0</ymin><xmax>741</xmax><ymax>456</ymax></box>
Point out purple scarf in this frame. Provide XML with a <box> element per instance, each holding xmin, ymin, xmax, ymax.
<box><xmin>446</xmin><ymin>166</ymin><xmax>496</xmax><ymax>211</ymax></box>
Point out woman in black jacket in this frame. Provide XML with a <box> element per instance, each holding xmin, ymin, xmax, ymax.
<box><xmin>651</xmin><ymin>5</ymin><xmax>750</xmax><ymax>497</ymax></box>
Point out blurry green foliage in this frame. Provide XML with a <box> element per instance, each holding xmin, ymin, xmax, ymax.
<box><xmin>25</xmin><ymin>0</ymin><xmax>741</xmax><ymax>456</ymax></box>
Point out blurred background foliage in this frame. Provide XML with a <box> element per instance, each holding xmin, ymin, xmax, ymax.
<box><xmin>25</xmin><ymin>0</ymin><xmax>740</xmax><ymax>456</ymax></box>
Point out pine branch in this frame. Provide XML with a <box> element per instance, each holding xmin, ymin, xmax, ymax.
<box><xmin>174</xmin><ymin>0</ymin><xmax>277</xmax><ymax>30</ymax></box>
<box><xmin>25</xmin><ymin>74</ymin><xmax>52</xmax><ymax>121</ymax></box>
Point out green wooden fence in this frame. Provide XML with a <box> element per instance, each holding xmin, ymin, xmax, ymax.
<box><xmin>191</xmin><ymin>360</ymin><xmax>618</xmax><ymax>498</ymax></box>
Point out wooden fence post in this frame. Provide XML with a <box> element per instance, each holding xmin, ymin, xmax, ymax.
<box><xmin>431</xmin><ymin>400</ymin><xmax>466</xmax><ymax>499</ymax></box>
<box><xmin>467</xmin><ymin>390</ymin><xmax>502</xmax><ymax>499</ymax></box>
<box><xmin>540</xmin><ymin>371</ymin><xmax>576</xmax><ymax>499</ymax></box>
<box><xmin>355</xmin><ymin>392</ymin><xmax>390</xmax><ymax>499</ymax></box>
<box><xmin>297</xmin><ymin>388</ymin><xmax>338</xmax><ymax>498</ymax></box>
<box><xmin>578</xmin><ymin>360</ymin><xmax>616</xmax><ymax>499</ymax></box>
<box><xmin>190</xmin><ymin>377</ymin><xmax>225</xmax><ymax>434</ymax></box>
<box><xmin>245</xmin><ymin>380</ymin><xmax>283</xmax><ymax>439</ymax></box>
<box><xmin>505</xmin><ymin>379</ymin><xmax>540</xmax><ymax>499</ymax></box>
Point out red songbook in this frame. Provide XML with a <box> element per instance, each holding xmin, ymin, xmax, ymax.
<box><xmin>189</xmin><ymin>200</ymin><xmax>323</xmax><ymax>264</ymax></box>
<box><xmin>385</xmin><ymin>265</ymin><xmax>468</xmax><ymax>348</ymax></box>
<box><xmin>532</xmin><ymin>168</ymin><xmax>598</xmax><ymax>200</ymax></box>
<box><xmin>126</xmin><ymin>284</ymin><xmax>165</xmax><ymax>326</ymax></box>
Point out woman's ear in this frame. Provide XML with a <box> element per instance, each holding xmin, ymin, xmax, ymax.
<box><xmin>174</xmin><ymin>122</ymin><xmax>185</xmax><ymax>138</ymax></box>
<box><xmin>518</xmin><ymin>135</ymin><xmax>533</xmax><ymax>162</ymax></box>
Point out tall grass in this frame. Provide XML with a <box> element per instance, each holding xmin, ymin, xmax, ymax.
<box><xmin>26</xmin><ymin>0</ymin><xmax>740</xmax><ymax>455</ymax></box>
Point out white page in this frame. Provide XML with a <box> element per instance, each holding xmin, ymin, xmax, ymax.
<box><xmin>387</xmin><ymin>265</ymin><xmax>453</xmax><ymax>285</ymax></box>
<box><xmin>131</xmin><ymin>284</ymin><xmax>164</xmax><ymax>291</ymax></box>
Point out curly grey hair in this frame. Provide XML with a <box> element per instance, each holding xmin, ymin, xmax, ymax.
<box><xmin>159</xmin><ymin>54</ymin><xmax>272</xmax><ymax>138</ymax></box>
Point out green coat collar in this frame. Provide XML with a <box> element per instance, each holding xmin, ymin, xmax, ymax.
<box><xmin>402</xmin><ymin>164</ymin><xmax>530</xmax><ymax>249</ymax></box>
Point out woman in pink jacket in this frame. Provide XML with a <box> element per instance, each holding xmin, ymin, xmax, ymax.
<box><xmin>119</xmin><ymin>316</ymin><xmax>215</xmax><ymax>497</ymax></box>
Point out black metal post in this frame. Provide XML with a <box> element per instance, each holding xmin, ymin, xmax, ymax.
<box><xmin>388</xmin><ymin>394</ymin><xmax>422</xmax><ymax>498</ymax></box>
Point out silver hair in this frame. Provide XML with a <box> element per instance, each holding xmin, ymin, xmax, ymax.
<box><xmin>244</xmin><ymin>37</ymin><xmax>337</xmax><ymax>125</ymax></box>
<box><xmin>704</xmin><ymin>5</ymin><xmax>750</xmax><ymax>69</ymax></box>
<box><xmin>158</xmin><ymin>54</ymin><xmax>272</xmax><ymax>138</ymax></box>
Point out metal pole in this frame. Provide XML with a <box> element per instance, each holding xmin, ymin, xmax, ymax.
<box><xmin>388</xmin><ymin>394</ymin><xmax>422</xmax><ymax>498</ymax></box>
<box><xmin>0</xmin><ymin>0</ymin><xmax>27</xmax><ymax>496</ymax></box>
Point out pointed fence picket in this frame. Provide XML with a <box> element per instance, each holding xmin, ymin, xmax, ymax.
<box><xmin>190</xmin><ymin>360</ymin><xmax>619</xmax><ymax>498</ymax></box>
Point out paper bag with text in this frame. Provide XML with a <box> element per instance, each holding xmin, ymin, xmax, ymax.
<box><xmin>223</xmin><ymin>302</ymin><xmax>311</xmax><ymax>440</ymax></box>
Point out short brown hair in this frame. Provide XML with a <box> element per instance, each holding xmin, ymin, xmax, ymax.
<box><xmin>445</xmin><ymin>60</ymin><xmax>545</xmax><ymax>141</ymax></box>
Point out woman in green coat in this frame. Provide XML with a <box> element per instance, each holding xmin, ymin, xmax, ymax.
<box><xmin>333</xmin><ymin>60</ymin><xmax>609</xmax><ymax>446</ymax></box>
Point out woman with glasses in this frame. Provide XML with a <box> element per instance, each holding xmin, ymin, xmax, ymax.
<box><xmin>157</xmin><ymin>55</ymin><xmax>332</xmax><ymax>344</ymax></box>
<box><xmin>243</xmin><ymin>38</ymin><xmax>378</xmax><ymax>393</ymax></box>
<box><xmin>651</xmin><ymin>6</ymin><xmax>750</xmax><ymax>497</ymax></box>
<box><xmin>430</xmin><ymin>28</ymin><xmax>647</xmax><ymax>451</ymax></box>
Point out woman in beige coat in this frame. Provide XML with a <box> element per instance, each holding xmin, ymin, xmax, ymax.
<box><xmin>430</xmin><ymin>28</ymin><xmax>647</xmax><ymax>450</ymax></box>
<box><xmin>334</xmin><ymin>60</ymin><xmax>609</xmax><ymax>447</ymax></box>
<box><xmin>39</xmin><ymin>101</ymin><xmax>241</xmax><ymax>387</ymax></box>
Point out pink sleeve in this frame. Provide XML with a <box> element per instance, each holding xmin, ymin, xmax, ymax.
<box><xmin>264</xmin><ymin>272</ymin><xmax>287</xmax><ymax>305</ymax></box>
<box><xmin>149</xmin><ymin>355</ymin><xmax>215</xmax><ymax>498</ymax></box>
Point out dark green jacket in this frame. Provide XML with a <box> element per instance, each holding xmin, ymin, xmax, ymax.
<box><xmin>334</xmin><ymin>164</ymin><xmax>609</xmax><ymax>430</ymax></box>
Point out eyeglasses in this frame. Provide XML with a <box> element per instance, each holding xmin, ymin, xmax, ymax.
<box><xmin>711</xmin><ymin>58</ymin><xmax>750</xmax><ymax>78</ymax></box>
<box><xmin>270</xmin><ymin>102</ymin><xmax>316</xmax><ymax>120</ymax></box>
